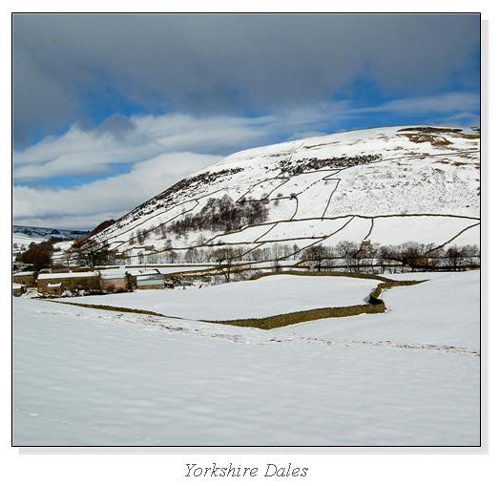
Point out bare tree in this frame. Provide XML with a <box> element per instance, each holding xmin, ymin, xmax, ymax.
<box><xmin>400</xmin><ymin>242</ymin><xmax>426</xmax><ymax>271</ymax></box>
<box><xmin>334</xmin><ymin>241</ymin><xmax>359</xmax><ymax>271</ymax></box>
<box><xmin>444</xmin><ymin>245</ymin><xmax>467</xmax><ymax>271</ymax></box>
<box><xmin>210</xmin><ymin>247</ymin><xmax>240</xmax><ymax>282</ymax></box>
<box><xmin>185</xmin><ymin>248</ymin><xmax>201</xmax><ymax>263</ymax></box>
<box><xmin>69</xmin><ymin>238</ymin><xmax>115</xmax><ymax>269</ymax></box>
<box><xmin>360</xmin><ymin>242</ymin><xmax>380</xmax><ymax>273</ymax></box>
<box><xmin>303</xmin><ymin>244</ymin><xmax>330</xmax><ymax>272</ymax></box>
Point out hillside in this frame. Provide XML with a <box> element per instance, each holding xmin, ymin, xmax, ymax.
<box><xmin>91</xmin><ymin>126</ymin><xmax>480</xmax><ymax>263</ymax></box>
<box><xmin>13</xmin><ymin>225</ymin><xmax>88</xmax><ymax>250</ymax></box>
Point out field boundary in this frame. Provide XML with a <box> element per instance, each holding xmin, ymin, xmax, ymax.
<box><xmin>51</xmin><ymin>273</ymin><xmax>425</xmax><ymax>330</ymax></box>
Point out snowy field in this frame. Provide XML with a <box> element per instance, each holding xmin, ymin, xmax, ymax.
<box><xmin>62</xmin><ymin>275</ymin><xmax>377</xmax><ymax>320</ymax></box>
<box><xmin>13</xmin><ymin>271</ymin><xmax>479</xmax><ymax>446</ymax></box>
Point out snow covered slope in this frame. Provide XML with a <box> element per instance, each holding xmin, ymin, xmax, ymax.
<box><xmin>13</xmin><ymin>225</ymin><xmax>88</xmax><ymax>249</ymax></box>
<box><xmin>92</xmin><ymin>126</ymin><xmax>480</xmax><ymax>261</ymax></box>
<box><xmin>13</xmin><ymin>272</ymin><xmax>479</xmax><ymax>446</ymax></box>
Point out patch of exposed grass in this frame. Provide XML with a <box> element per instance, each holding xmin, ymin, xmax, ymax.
<box><xmin>459</xmin><ymin>133</ymin><xmax>480</xmax><ymax>140</ymax></box>
<box><xmin>402</xmin><ymin>133</ymin><xmax>452</xmax><ymax>147</ymax></box>
<box><xmin>207</xmin><ymin>303</ymin><xmax>387</xmax><ymax>330</ymax></box>
<box><xmin>370</xmin><ymin>279</ymin><xmax>424</xmax><ymax>299</ymax></box>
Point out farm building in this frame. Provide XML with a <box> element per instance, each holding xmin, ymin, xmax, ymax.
<box><xmin>125</xmin><ymin>268</ymin><xmax>164</xmax><ymax>289</ymax></box>
<box><xmin>37</xmin><ymin>271</ymin><xmax>100</xmax><ymax>293</ymax></box>
<box><xmin>12</xmin><ymin>283</ymin><xmax>25</xmax><ymax>297</ymax></box>
<box><xmin>136</xmin><ymin>272</ymin><xmax>165</xmax><ymax>290</ymax></box>
<box><xmin>100</xmin><ymin>271</ymin><xmax>130</xmax><ymax>292</ymax></box>
<box><xmin>13</xmin><ymin>271</ymin><xmax>37</xmax><ymax>287</ymax></box>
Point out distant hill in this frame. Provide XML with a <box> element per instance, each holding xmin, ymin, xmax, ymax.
<box><xmin>13</xmin><ymin>225</ymin><xmax>89</xmax><ymax>249</ymax></box>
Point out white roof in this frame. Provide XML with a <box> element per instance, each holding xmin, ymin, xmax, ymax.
<box><xmin>38</xmin><ymin>271</ymin><xmax>99</xmax><ymax>280</ymax></box>
<box><xmin>137</xmin><ymin>274</ymin><xmax>164</xmax><ymax>282</ymax></box>
<box><xmin>126</xmin><ymin>268</ymin><xmax>160</xmax><ymax>277</ymax></box>
<box><xmin>101</xmin><ymin>273</ymin><xmax>127</xmax><ymax>280</ymax></box>
<box><xmin>100</xmin><ymin>266</ymin><xmax>128</xmax><ymax>278</ymax></box>
<box><xmin>14</xmin><ymin>271</ymin><xmax>35</xmax><ymax>276</ymax></box>
<box><xmin>13</xmin><ymin>283</ymin><xmax>23</xmax><ymax>289</ymax></box>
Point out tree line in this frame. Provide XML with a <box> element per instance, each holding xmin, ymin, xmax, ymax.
<box><xmin>301</xmin><ymin>241</ymin><xmax>479</xmax><ymax>273</ymax></box>
<box><xmin>127</xmin><ymin>240</ymin><xmax>479</xmax><ymax>275</ymax></box>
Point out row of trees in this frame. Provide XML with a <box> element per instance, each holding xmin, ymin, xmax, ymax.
<box><xmin>122</xmin><ymin>240</ymin><xmax>479</xmax><ymax>273</ymax></box>
<box><xmin>130</xmin><ymin>242</ymin><xmax>301</xmax><ymax>266</ymax></box>
<box><xmin>302</xmin><ymin>241</ymin><xmax>480</xmax><ymax>273</ymax></box>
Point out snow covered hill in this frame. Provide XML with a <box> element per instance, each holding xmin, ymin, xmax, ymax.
<box><xmin>91</xmin><ymin>126</ymin><xmax>480</xmax><ymax>263</ymax></box>
<box><xmin>13</xmin><ymin>225</ymin><xmax>88</xmax><ymax>249</ymax></box>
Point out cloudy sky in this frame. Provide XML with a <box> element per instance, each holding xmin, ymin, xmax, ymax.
<box><xmin>13</xmin><ymin>13</ymin><xmax>480</xmax><ymax>230</ymax></box>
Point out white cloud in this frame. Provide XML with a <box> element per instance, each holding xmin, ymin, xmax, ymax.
<box><xmin>14</xmin><ymin>114</ymin><xmax>266</xmax><ymax>181</ymax></box>
<box><xmin>14</xmin><ymin>152</ymin><xmax>221</xmax><ymax>229</ymax></box>
<box><xmin>357</xmin><ymin>92</ymin><xmax>479</xmax><ymax>116</ymax></box>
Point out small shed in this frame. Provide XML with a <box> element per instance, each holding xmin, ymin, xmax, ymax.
<box><xmin>47</xmin><ymin>282</ymin><xmax>64</xmax><ymax>296</ymax></box>
<box><xmin>12</xmin><ymin>283</ymin><xmax>25</xmax><ymax>297</ymax></box>
<box><xmin>136</xmin><ymin>272</ymin><xmax>164</xmax><ymax>290</ymax></box>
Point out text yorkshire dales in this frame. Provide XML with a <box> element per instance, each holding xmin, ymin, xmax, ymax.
<box><xmin>185</xmin><ymin>462</ymin><xmax>308</xmax><ymax>478</ymax></box>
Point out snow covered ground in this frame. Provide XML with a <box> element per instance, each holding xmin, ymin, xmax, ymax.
<box><xmin>13</xmin><ymin>271</ymin><xmax>479</xmax><ymax>446</ymax></box>
<box><xmin>62</xmin><ymin>274</ymin><xmax>377</xmax><ymax>320</ymax></box>
<box><xmin>12</xmin><ymin>232</ymin><xmax>46</xmax><ymax>248</ymax></box>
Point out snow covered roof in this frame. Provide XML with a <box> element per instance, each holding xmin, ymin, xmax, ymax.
<box><xmin>47</xmin><ymin>283</ymin><xmax>62</xmax><ymax>288</ymax></box>
<box><xmin>14</xmin><ymin>271</ymin><xmax>35</xmax><ymax>276</ymax></box>
<box><xmin>136</xmin><ymin>273</ymin><xmax>164</xmax><ymax>282</ymax></box>
<box><xmin>13</xmin><ymin>283</ymin><xmax>23</xmax><ymax>289</ymax></box>
<box><xmin>100</xmin><ymin>273</ymin><xmax>128</xmax><ymax>280</ymax></box>
<box><xmin>100</xmin><ymin>266</ymin><xmax>128</xmax><ymax>278</ymax></box>
<box><xmin>38</xmin><ymin>271</ymin><xmax>99</xmax><ymax>280</ymax></box>
<box><xmin>126</xmin><ymin>268</ymin><xmax>160</xmax><ymax>277</ymax></box>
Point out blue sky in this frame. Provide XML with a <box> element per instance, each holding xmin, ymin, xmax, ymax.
<box><xmin>13</xmin><ymin>13</ymin><xmax>480</xmax><ymax>229</ymax></box>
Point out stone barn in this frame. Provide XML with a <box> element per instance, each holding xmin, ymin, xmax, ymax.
<box><xmin>13</xmin><ymin>271</ymin><xmax>37</xmax><ymax>287</ymax></box>
<box><xmin>37</xmin><ymin>271</ymin><xmax>100</xmax><ymax>294</ymax></box>
<box><xmin>100</xmin><ymin>272</ymin><xmax>129</xmax><ymax>293</ymax></box>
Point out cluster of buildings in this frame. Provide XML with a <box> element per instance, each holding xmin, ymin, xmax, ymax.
<box><xmin>12</xmin><ymin>267</ymin><xmax>185</xmax><ymax>297</ymax></box>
